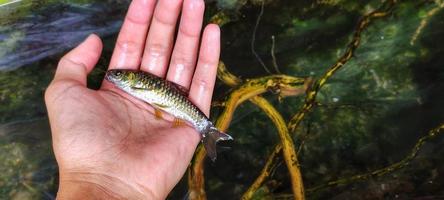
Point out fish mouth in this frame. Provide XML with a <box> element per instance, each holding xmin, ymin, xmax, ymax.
<box><xmin>104</xmin><ymin>72</ymin><xmax>111</xmax><ymax>81</ymax></box>
<box><xmin>104</xmin><ymin>70</ymin><xmax>117</xmax><ymax>82</ymax></box>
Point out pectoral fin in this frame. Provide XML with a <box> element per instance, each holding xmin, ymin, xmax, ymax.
<box><xmin>154</xmin><ymin>109</ymin><xmax>163</xmax><ymax>119</ymax></box>
<box><xmin>151</xmin><ymin>103</ymin><xmax>170</xmax><ymax>119</ymax></box>
<box><xmin>170</xmin><ymin>82</ymin><xmax>189</xmax><ymax>96</ymax></box>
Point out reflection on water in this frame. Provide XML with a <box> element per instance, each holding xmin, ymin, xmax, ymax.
<box><xmin>1</xmin><ymin>0</ymin><xmax>444</xmax><ymax>199</ymax></box>
<box><xmin>0</xmin><ymin>0</ymin><xmax>128</xmax><ymax>70</ymax></box>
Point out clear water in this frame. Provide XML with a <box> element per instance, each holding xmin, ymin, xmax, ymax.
<box><xmin>1</xmin><ymin>0</ymin><xmax>444</xmax><ymax>199</ymax></box>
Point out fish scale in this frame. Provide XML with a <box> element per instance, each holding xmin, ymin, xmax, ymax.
<box><xmin>105</xmin><ymin>69</ymin><xmax>233</xmax><ymax>161</ymax></box>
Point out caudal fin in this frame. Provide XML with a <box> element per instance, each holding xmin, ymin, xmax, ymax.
<box><xmin>202</xmin><ymin>126</ymin><xmax>233</xmax><ymax>162</ymax></box>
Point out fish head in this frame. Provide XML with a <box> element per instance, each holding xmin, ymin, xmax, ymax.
<box><xmin>105</xmin><ymin>69</ymin><xmax>138</xmax><ymax>88</ymax></box>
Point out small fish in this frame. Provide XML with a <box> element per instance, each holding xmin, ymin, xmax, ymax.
<box><xmin>105</xmin><ymin>69</ymin><xmax>233</xmax><ymax>161</ymax></box>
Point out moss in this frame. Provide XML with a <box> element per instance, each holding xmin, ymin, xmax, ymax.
<box><xmin>0</xmin><ymin>64</ymin><xmax>53</xmax><ymax>123</ymax></box>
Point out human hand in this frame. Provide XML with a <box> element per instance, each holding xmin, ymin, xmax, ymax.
<box><xmin>44</xmin><ymin>0</ymin><xmax>219</xmax><ymax>199</ymax></box>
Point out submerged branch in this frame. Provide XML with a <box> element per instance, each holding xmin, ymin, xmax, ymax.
<box><xmin>209</xmin><ymin>11</ymin><xmax>231</xmax><ymax>27</ymax></box>
<box><xmin>247</xmin><ymin>96</ymin><xmax>304</xmax><ymax>200</ymax></box>
<box><xmin>287</xmin><ymin>0</ymin><xmax>397</xmax><ymax>134</ymax></box>
<box><xmin>410</xmin><ymin>0</ymin><xmax>444</xmax><ymax>45</ymax></box>
<box><xmin>188</xmin><ymin>62</ymin><xmax>309</xmax><ymax>200</ymax></box>
<box><xmin>216</xmin><ymin>61</ymin><xmax>242</xmax><ymax>87</ymax></box>
<box><xmin>248</xmin><ymin>0</ymin><xmax>398</xmax><ymax>197</ymax></box>
<box><xmin>241</xmin><ymin>142</ymin><xmax>282</xmax><ymax>200</ymax></box>
<box><xmin>251</xmin><ymin>1</ymin><xmax>272</xmax><ymax>74</ymax></box>
<box><xmin>188</xmin><ymin>145</ymin><xmax>207</xmax><ymax>200</ymax></box>
<box><xmin>307</xmin><ymin>123</ymin><xmax>444</xmax><ymax>193</ymax></box>
<box><xmin>189</xmin><ymin>1</ymin><xmax>398</xmax><ymax>198</ymax></box>
<box><xmin>271</xmin><ymin>35</ymin><xmax>282</xmax><ymax>74</ymax></box>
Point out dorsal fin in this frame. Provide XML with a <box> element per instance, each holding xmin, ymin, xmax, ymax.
<box><xmin>169</xmin><ymin>81</ymin><xmax>189</xmax><ymax>96</ymax></box>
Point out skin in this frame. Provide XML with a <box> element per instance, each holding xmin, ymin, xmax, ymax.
<box><xmin>44</xmin><ymin>0</ymin><xmax>220</xmax><ymax>199</ymax></box>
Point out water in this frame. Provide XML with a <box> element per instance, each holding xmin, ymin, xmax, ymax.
<box><xmin>1</xmin><ymin>0</ymin><xmax>444</xmax><ymax>199</ymax></box>
<box><xmin>0</xmin><ymin>0</ymin><xmax>127</xmax><ymax>70</ymax></box>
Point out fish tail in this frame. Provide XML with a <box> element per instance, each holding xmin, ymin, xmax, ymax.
<box><xmin>202</xmin><ymin>125</ymin><xmax>233</xmax><ymax>162</ymax></box>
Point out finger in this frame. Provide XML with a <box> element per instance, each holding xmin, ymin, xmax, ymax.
<box><xmin>140</xmin><ymin>0</ymin><xmax>183</xmax><ymax>77</ymax></box>
<box><xmin>188</xmin><ymin>24</ymin><xmax>220</xmax><ymax>116</ymax></box>
<box><xmin>54</xmin><ymin>34</ymin><xmax>103</xmax><ymax>85</ymax></box>
<box><xmin>166</xmin><ymin>0</ymin><xmax>205</xmax><ymax>89</ymax></box>
<box><xmin>108</xmin><ymin>0</ymin><xmax>156</xmax><ymax>69</ymax></box>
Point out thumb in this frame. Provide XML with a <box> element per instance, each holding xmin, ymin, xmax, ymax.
<box><xmin>53</xmin><ymin>34</ymin><xmax>103</xmax><ymax>85</ymax></box>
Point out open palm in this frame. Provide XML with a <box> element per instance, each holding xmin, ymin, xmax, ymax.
<box><xmin>44</xmin><ymin>0</ymin><xmax>219</xmax><ymax>199</ymax></box>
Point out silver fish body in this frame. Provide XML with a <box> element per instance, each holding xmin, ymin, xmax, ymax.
<box><xmin>105</xmin><ymin>69</ymin><xmax>232</xmax><ymax>161</ymax></box>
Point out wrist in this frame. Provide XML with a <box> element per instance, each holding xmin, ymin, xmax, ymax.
<box><xmin>58</xmin><ymin>171</ymin><xmax>153</xmax><ymax>200</ymax></box>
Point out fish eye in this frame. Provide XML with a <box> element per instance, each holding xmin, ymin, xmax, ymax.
<box><xmin>115</xmin><ymin>71</ymin><xmax>122</xmax><ymax>77</ymax></box>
